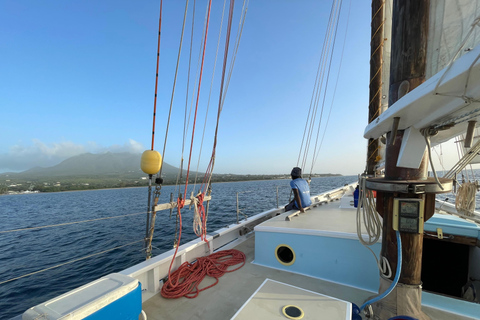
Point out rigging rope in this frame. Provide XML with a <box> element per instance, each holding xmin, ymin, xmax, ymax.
<box><xmin>0</xmin><ymin>240</ymin><xmax>144</xmax><ymax>286</ymax></box>
<box><xmin>200</xmin><ymin>0</ymin><xmax>237</xmax><ymax>193</ymax></box>
<box><xmin>150</xmin><ymin>0</ymin><xmax>163</xmax><ymax>151</ymax></box>
<box><xmin>167</xmin><ymin>0</ymin><xmax>213</xmax><ymax>284</ymax></box>
<box><xmin>220</xmin><ymin>0</ymin><xmax>249</xmax><ymax>108</ymax></box>
<box><xmin>297</xmin><ymin>0</ymin><xmax>343</xmax><ymax>175</ymax></box>
<box><xmin>456</xmin><ymin>181</ymin><xmax>477</xmax><ymax>216</ymax></box>
<box><xmin>445</xmin><ymin>138</ymin><xmax>480</xmax><ymax>179</ymax></box>
<box><xmin>182</xmin><ymin>0</ymin><xmax>213</xmax><ymax>210</ymax></box>
<box><xmin>356</xmin><ymin>175</ymin><xmax>395</xmax><ymax>278</ymax></box>
<box><xmin>159</xmin><ymin>0</ymin><xmax>190</xmax><ymax>179</ymax></box>
<box><xmin>160</xmin><ymin>249</ymin><xmax>246</xmax><ymax>299</ymax></box>
<box><xmin>422</xmin><ymin>129</ymin><xmax>444</xmax><ymax>190</ymax></box>
<box><xmin>0</xmin><ymin>211</ymin><xmax>146</xmax><ymax>234</ymax></box>
<box><xmin>307</xmin><ymin>0</ymin><xmax>343</xmax><ymax>177</ymax></box>
<box><xmin>194</xmin><ymin>0</ymin><xmax>228</xmax><ymax>187</ymax></box>
<box><xmin>175</xmin><ymin>0</ymin><xmax>198</xmax><ymax>195</ymax></box>
<box><xmin>145</xmin><ymin>0</ymin><xmax>164</xmax><ymax>259</ymax></box>
<box><xmin>310</xmin><ymin>0</ymin><xmax>351</xmax><ymax>176</ymax></box>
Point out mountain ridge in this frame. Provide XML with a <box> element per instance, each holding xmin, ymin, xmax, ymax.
<box><xmin>2</xmin><ymin>152</ymin><xmax>183</xmax><ymax>178</ymax></box>
<box><xmin>0</xmin><ymin>152</ymin><xmax>341</xmax><ymax>193</ymax></box>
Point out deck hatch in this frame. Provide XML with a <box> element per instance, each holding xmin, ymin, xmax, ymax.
<box><xmin>282</xmin><ymin>305</ymin><xmax>304</xmax><ymax>319</ymax></box>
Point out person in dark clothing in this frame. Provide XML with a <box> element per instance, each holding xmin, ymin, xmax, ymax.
<box><xmin>284</xmin><ymin>167</ymin><xmax>312</xmax><ymax>212</ymax></box>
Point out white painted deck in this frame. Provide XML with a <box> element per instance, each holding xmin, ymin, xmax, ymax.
<box><xmin>256</xmin><ymin>195</ymin><xmax>369</xmax><ymax>239</ymax></box>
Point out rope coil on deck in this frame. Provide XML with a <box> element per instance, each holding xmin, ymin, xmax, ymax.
<box><xmin>160</xmin><ymin>249</ymin><xmax>246</xmax><ymax>299</ymax></box>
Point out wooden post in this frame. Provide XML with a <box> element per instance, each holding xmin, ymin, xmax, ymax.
<box><xmin>370</xmin><ymin>1</ymin><xmax>432</xmax><ymax>319</ymax></box>
<box><xmin>383</xmin><ymin>0</ymin><xmax>430</xmax><ymax>286</ymax></box>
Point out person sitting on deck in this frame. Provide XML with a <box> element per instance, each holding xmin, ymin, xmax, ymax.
<box><xmin>284</xmin><ymin>167</ymin><xmax>312</xmax><ymax>213</ymax></box>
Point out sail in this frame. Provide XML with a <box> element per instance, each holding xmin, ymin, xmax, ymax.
<box><xmin>427</xmin><ymin>0</ymin><xmax>480</xmax><ymax>79</ymax></box>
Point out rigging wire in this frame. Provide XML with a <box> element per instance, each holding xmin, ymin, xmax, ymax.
<box><xmin>298</xmin><ymin>0</ymin><xmax>342</xmax><ymax>172</ymax></box>
<box><xmin>176</xmin><ymin>0</ymin><xmax>209</xmax><ymax>195</ymax></box>
<box><xmin>0</xmin><ymin>211</ymin><xmax>147</xmax><ymax>234</ymax></box>
<box><xmin>300</xmin><ymin>0</ymin><xmax>338</xmax><ymax>171</ymax></box>
<box><xmin>310</xmin><ymin>0</ymin><xmax>350</xmax><ymax>177</ymax></box>
<box><xmin>159</xmin><ymin>0</ymin><xmax>190</xmax><ymax>179</ymax></box>
<box><xmin>422</xmin><ymin>129</ymin><xmax>445</xmax><ymax>190</ymax></box>
<box><xmin>182</xmin><ymin>0</ymin><xmax>213</xmax><ymax>204</ymax></box>
<box><xmin>175</xmin><ymin>0</ymin><xmax>197</xmax><ymax>195</ymax></box>
<box><xmin>302</xmin><ymin>0</ymin><xmax>342</xmax><ymax>171</ymax></box>
<box><xmin>167</xmin><ymin>0</ymin><xmax>214</xmax><ymax>285</ymax></box>
<box><xmin>194</xmin><ymin>0</ymin><xmax>228</xmax><ymax>187</ymax></box>
<box><xmin>0</xmin><ymin>240</ymin><xmax>144</xmax><ymax>286</ymax></box>
<box><xmin>150</xmin><ymin>0</ymin><xmax>163</xmax><ymax>151</ymax></box>
<box><xmin>220</xmin><ymin>0</ymin><xmax>249</xmax><ymax>109</ymax></box>
<box><xmin>196</xmin><ymin>0</ymin><xmax>236</xmax><ymax>238</ymax></box>
<box><xmin>201</xmin><ymin>0</ymin><xmax>237</xmax><ymax>192</ymax></box>
<box><xmin>145</xmin><ymin>0</ymin><xmax>163</xmax><ymax>253</ymax></box>
<box><xmin>307</xmin><ymin>0</ymin><xmax>343</xmax><ymax>176</ymax></box>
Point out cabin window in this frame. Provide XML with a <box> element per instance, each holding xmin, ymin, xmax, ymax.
<box><xmin>275</xmin><ymin>244</ymin><xmax>296</xmax><ymax>266</ymax></box>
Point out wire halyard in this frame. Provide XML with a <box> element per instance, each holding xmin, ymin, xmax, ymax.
<box><xmin>295</xmin><ymin>0</ymin><xmax>349</xmax><ymax>179</ymax></box>
<box><xmin>144</xmin><ymin>0</ymin><xmax>164</xmax><ymax>259</ymax></box>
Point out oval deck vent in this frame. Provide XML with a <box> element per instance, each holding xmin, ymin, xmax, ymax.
<box><xmin>275</xmin><ymin>244</ymin><xmax>296</xmax><ymax>266</ymax></box>
<box><xmin>282</xmin><ymin>305</ymin><xmax>304</xmax><ymax>319</ymax></box>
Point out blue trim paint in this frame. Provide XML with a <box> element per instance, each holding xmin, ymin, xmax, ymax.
<box><xmin>254</xmin><ymin>231</ymin><xmax>381</xmax><ymax>291</ymax></box>
<box><xmin>422</xmin><ymin>291</ymin><xmax>480</xmax><ymax>319</ymax></box>
<box><xmin>425</xmin><ymin>214</ymin><xmax>480</xmax><ymax>239</ymax></box>
<box><xmin>85</xmin><ymin>284</ymin><xmax>142</xmax><ymax>320</ymax></box>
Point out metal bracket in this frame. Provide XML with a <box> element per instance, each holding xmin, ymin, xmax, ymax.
<box><xmin>365</xmin><ymin>178</ymin><xmax>452</xmax><ymax>194</ymax></box>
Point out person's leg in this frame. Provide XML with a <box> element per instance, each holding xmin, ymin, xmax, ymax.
<box><xmin>284</xmin><ymin>200</ymin><xmax>296</xmax><ymax>211</ymax></box>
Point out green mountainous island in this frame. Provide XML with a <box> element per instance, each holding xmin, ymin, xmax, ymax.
<box><xmin>0</xmin><ymin>152</ymin><xmax>340</xmax><ymax>194</ymax></box>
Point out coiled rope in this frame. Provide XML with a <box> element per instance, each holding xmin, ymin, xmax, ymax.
<box><xmin>160</xmin><ymin>249</ymin><xmax>246</xmax><ymax>299</ymax></box>
<box><xmin>356</xmin><ymin>175</ymin><xmax>391</xmax><ymax>277</ymax></box>
<box><xmin>456</xmin><ymin>181</ymin><xmax>477</xmax><ymax>216</ymax></box>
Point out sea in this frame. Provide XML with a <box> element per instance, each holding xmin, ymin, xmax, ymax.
<box><xmin>0</xmin><ymin>175</ymin><xmax>357</xmax><ymax>319</ymax></box>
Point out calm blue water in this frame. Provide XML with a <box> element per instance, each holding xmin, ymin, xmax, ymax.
<box><xmin>0</xmin><ymin>176</ymin><xmax>355</xmax><ymax>319</ymax></box>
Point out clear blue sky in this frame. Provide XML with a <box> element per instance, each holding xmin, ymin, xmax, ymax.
<box><xmin>1</xmin><ymin>0</ymin><xmax>375</xmax><ymax>175</ymax></box>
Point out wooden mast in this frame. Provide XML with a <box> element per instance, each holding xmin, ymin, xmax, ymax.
<box><xmin>385</xmin><ymin>0</ymin><xmax>430</xmax><ymax>284</ymax></box>
<box><xmin>369</xmin><ymin>0</ymin><xmax>435</xmax><ymax>318</ymax></box>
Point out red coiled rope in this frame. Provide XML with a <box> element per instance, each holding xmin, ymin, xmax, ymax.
<box><xmin>161</xmin><ymin>249</ymin><xmax>246</xmax><ymax>299</ymax></box>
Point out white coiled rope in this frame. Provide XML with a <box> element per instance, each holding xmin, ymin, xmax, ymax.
<box><xmin>356</xmin><ymin>175</ymin><xmax>391</xmax><ymax>277</ymax></box>
<box><xmin>456</xmin><ymin>181</ymin><xmax>477</xmax><ymax>216</ymax></box>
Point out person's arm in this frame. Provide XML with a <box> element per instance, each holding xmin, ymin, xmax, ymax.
<box><xmin>292</xmin><ymin>188</ymin><xmax>305</xmax><ymax>213</ymax></box>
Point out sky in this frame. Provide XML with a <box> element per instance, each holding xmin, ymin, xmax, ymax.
<box><xmin>0</xmin><ymin>0</ymin><xmax>464</xmax><ymax>176</ymax></box>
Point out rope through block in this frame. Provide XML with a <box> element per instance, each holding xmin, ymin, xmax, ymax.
<box><xmin>161</xmin><ymin>249</ymin><xmax>246</xmax><ymax>299</ymax></box>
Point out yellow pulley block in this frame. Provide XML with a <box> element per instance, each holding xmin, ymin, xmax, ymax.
<box><xmin>141</xmin><ymin>150</ymin><xmax>162</xmax><ymax>175</ymax></box>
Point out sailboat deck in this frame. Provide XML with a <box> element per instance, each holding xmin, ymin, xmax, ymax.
<box><xmin>142</xmin><ymin>200</ymin><xmax>477</xmax><ymax>320</ymax></box>
<box><xmin>142</xmin><ymin>233</ymin><xmax>371</xmax><ymax>320</ymax></box>
<box><xmin>255</xmin><ymin>197</ymin><xmax>363</xmax><ymax>236</ymax></box>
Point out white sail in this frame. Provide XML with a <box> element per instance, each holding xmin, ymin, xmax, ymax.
<box><xmin>427</xmin><ymin>0</ymin><xmax>480</xmax><ymax>79</ymax></box>
<box><xmin>428</xmin><ymin>1</ymin><xmax>480</xmax><ymax>163</ymax></box>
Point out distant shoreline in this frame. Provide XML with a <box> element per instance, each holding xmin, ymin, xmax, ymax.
<box><xmin>0</xmin><ymin>174</ymin><xmax>343</xmax><ymax>195</ymax></box>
